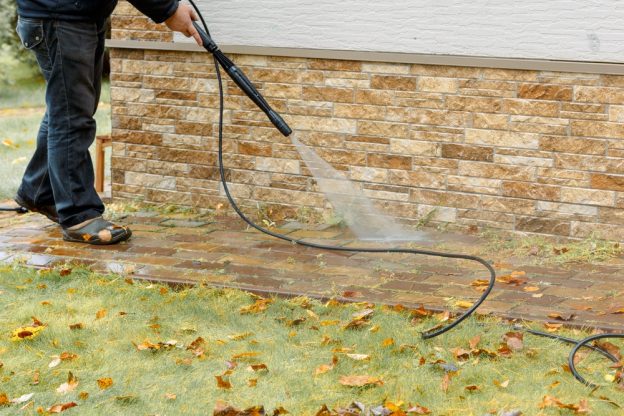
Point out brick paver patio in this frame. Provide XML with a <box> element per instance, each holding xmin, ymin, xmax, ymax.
<box><xmin>1</xmin><ymin>206</ymin><xmax>623</xmax><ymax>331</ymax></box>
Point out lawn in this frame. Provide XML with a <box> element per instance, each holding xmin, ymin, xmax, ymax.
<box><xmin>0</xmin><ymin>57</ymin><xmax>111</xmax><ymax>200</ymax></box>
<box><xmin>0</xmin><ymin>264</ymin><xmax>621</xmax><ymax>415</ymax></box>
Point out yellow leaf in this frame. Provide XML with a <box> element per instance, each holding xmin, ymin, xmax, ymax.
<box><xmin>97</xmin><ymin>378</ymin><xmax>113</xmax><ymax>390</ymax></box>
<box><xmin>455</xmin><ymin>300</ymin><xmax>473</xmax><ymax>309</ymax></box>
<box><xmin>382</xmin><ymin>338</ymin><xmax>395</xmax><ymax>347</ymax></box>
<box><xmin>11</xmin><ymin>157</ymin><xmax>27</xmax><ymax>165</ymax></box>
<box><xmin>96</xmin><ymin>309</ymin><xmax>107</xmax><ymax>319</ymax></box>
<box><xmin>10</xmin><ymin>325</ymin><xmax>45</xmax><ymax>342</ymax></box>
<box><xmin>2</xmin><ymin>139</ymin><xmax>16</xmax><ymax>148</ymax></box>
<box><xmin>523</xmin><ymin>286</ymin><xmax>540</xmax><ymax>292</ymax></box>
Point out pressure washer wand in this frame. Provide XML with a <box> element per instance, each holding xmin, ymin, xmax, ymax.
<box><xmin>192</xmin><ymin>21</ymin><xmax>292</xmax><ymax>137</ymax></box>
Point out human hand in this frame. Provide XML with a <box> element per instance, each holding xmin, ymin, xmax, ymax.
<box><xmin>165</xmin><ymin>3</ymin><xmax>202</xmax><ymax>46</ymax></box>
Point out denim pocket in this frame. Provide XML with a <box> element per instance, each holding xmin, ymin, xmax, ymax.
<box><xmin>16</xmin><ymin>18</ymin><xmax>45</xmax><ymax>50</ymax></box>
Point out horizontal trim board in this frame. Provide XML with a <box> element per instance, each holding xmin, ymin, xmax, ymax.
<box><xmin>106</xmin><ymin>39</ymin><xmax>624</xmax><ymax>76</ymax></box>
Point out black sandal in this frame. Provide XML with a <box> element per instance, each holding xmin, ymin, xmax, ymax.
<box><xmin>62</xmin><ymin>217</ymin><xmax>132</xmax><ymax>245</ymax></box>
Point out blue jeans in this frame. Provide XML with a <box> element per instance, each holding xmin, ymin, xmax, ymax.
<box><xmin>15</xmin><ymin>17</ymin><xmax>106</xmax><ymax>228</ymax></box>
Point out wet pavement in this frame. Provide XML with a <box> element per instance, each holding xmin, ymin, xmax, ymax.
<box><xmin>1</xmin><ymin>205</ymin><xmax>623</xmax><ymax>332</ymax></box>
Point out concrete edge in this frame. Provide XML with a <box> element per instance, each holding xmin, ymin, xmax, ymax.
<box><xmin>105</xmin><ymin>39</ymin><xmax>624</xmax><ymax>76</ymax></box>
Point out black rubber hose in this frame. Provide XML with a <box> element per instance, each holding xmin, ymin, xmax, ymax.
<box><xmin>0</xmin><ymin>207</ymin><xmax>28</xmax><ymax>213</ymax></box>
<box><xmin>186</xmin><ymin>0</ymin><xmax>496</xmax><ymax>339</ymax></box>
<box><xmin>568</xmin><ymin>333</ymin><xmax>624</xmax><ymax>388</ymax></box>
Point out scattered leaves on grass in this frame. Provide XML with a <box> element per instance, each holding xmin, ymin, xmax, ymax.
<box><xmin>48</xmin><ymin>402</ymin><xmax>77</xmax><ymax>413</ymax></box>
<box><xmin>338</xmin><ymin>375</ymin><xmax>383</xmax><ymax>388</ymax></box>
<box><xmin>97</xmin><ymin>377</ymin><xmax>113</xmax><ymax>390</ymax></box>
<box><xmin>56</xmin><ymin>372</ymin><xmax>78</xmax><ymax>394</ymax></box>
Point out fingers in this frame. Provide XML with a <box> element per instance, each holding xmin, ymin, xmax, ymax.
<box><xmin>189</xmin><ymin>24</ymin><xmax>202</xmax><ymax>46</ymax></box>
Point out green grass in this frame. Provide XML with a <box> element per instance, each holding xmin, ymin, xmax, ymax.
<box><xmin>0</xmin><ymin>265</ymin><xmax>621</xmax><ymax>415</ymax></box>
<box><xmin>0</xmin><ymin>61</ymin><xmax>111</xmax><ymax>200</ymax></box>
<box><xmin>481</xmin><ymin>229</ymin><xmax>623</xmax><ymax>265</ymax></box>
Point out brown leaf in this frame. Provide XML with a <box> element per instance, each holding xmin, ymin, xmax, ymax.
<box><xmin>469</xmin><ymin>335</ymin><xmax>481</xmax><ymax>349</ymax></box>
<box><xmin>503</xmin><ymin>332</ymin><xmax>524</xmax><ymax>351</ymax></box>
<box><xmin>539</xmin><ymin>395</ymin><xmax>591</xmax><ymax>414</ymax></box>
<box><xmin>315</xmin><ymin>356</ymin><xmax>338</xmax><ymax>376</ymax></box>
<box><xmin>95</xmin><ymin>309</ymin><xmax>107</xmax><ymax>320</ymax></box>
<box><xmin>48</xmin><ymin>402</ymin><xmax>77</xmax><ymax>413</ymax></box>
<box><xmin>248</xmin><ymin>364</ymin><xmax>268</xmax><ymax>372</ymax></box>
<box><xmin>315</xmin><ymin>405</ymin><xmax>332</xmax><ymax>416</ymax></box>
<box><xmin>32</xmin><ymin>369</ymin><xmax>40</xmax><ymax>385</ymax></box>
<box><xmin>544</xmin><ymin>322</ymin><xmax>563</xmax><ymax>332</ymax></box>
<box><xmin>78</xmin><ymin>392</ymin><xmax>88</xmax><ymax>400</ymax></box>
<box><xmin>465</xmin><ymin>384</ymin><xmax>480</xmax><ymax>392</ymax></box>
<box><xmin>59</xmin><ymin>267</ymin><xmax>72</xmax><ymax>277</ymax></box>
<box><xmin>0</xmin><ymin>393</ymin><xmax>9</xmax><ymax>406</ymax></box>
<box><xmin>594</xmin><ymin>340</ymin><xmax>622</xmax><ymax>361</ymax></box>
<box><xmin>60</xmin><ymin>352</ymin><xmax>78</xmax><ymax>361</ymax></box>
<box><xmin>231</xmin><ymin>352</ymin><xmax>261</xmax><ymax>361</ymax></box>
<box><xmin>407</xmin><ymin>404</ymin><xmax>431</xmax><ymax>414</ymax></box>
<box><xmin>547</xmin><ymin>312</ymin><xmax>576</xmax><ymax>322</ymax></box>
<box><xmin>215</xmin><ymin>375</ymin><xmax>232</xmax><ymax>389</ymax></box>
<box><xmin>455</xmin><ymin>300</ymin><xmax>473</xmax><ymax>309</ymax></box>
<box><xmin>273</xmin><ymin>406</ymin><xmax>289</xmax><ymax>415</ymax></box>
<box><xmin>452</xmin><ymin>348</ymin><xmax>471</xmax><ymax>361</ymax></box>
<box><xmin>97</xmin><ymin>377</ymin><xmax>113</xmax><ymax>390</ymax></box>
<box><xmin>240</xmin><ymin>298</ymin><xmax>272</xmax><ymax>314</ymax></box>
<box><xmin>69</xmin><ymin>323</ymin><xmax>84</xmax><ymax>330</ymax></box>
<box><xmin>338</xmin><ymin>375</ymin><xmax>383</xmax><ymax>387</ymax></box>
<box><xmin>441</xmin><ymin>373</ymin><xmax>451</xmax><ymax>393</ymax></box>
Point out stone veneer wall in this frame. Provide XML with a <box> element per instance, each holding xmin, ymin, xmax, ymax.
<box><xmin>110</xmin><ymin>2</ymin><xmax>624</xmax><ymax>241</ymax></box>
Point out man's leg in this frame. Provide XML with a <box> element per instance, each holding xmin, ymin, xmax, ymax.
<box><xmin>46</xmin><ymin>19</ymin><xmax>105</xmax><ymax>228</ymax></box>
<box><xmin>15</xmin><ymin>18</ymin><xmax>57</xmax><ymax>220</ymax></box>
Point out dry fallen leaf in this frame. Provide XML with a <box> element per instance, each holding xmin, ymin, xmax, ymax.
<box><xmin>455</xmin><ymin>300</ymin><xmax>473</xmax><ymax>309</ymax></box>
<box><xmin>407</xmin><ymin>404</ymin><xmax>431</xmax><ymax>415</ymax></box>
<box><xmin>48</xmin><ymin>402</ymin><xmax>77</xmax><ymax>413</ymax></box>
<box><xmin>97</xmin><ymin>378</ymin><xmax>113</xmax><ymax>390</ymax></box>
<box><xmin>215</xmin><ymin>375</ymin><xmax>232</xmax><ymax>389</ymax></box>
<box><xmin>503</xmin><ymin>332</ymin><xmax>524</xmax><ymax>351</ymax></box>
<box><xmin>315</xmin><ymin>355</ymin><xmax>338</xmax><ymax>376</ymax></box>
<box><xmin>69</xmin><ymin>323</ymin><xmax>84</xmax><ymax>330</ymax></box>
<box><xmin>382</xmin><ymin>338</ymin><xmax>395</xmax><ymax>347</ymax></box>
<box><xmin>0</xmin><ymin>393</ymin><xmax>9</xmax><ymax>406</ymax></box>
<box><xmin>96</xmin><ymin>309</ymin><xmax>107</xmax><ymax>320</ymax></box>
<box><xmin>248</xmin><ymin>364</ymin><xmax>268</xmax><ymax>372</ymax></box>
<box><xmin>56</xmin><ymin>372</ymin><xmax>78</xmax><ymax>394</ymax></box>
<box><xmin>240</xmin><ymin>298</ymin><xmax>272</xmax><ymax>314</ymax></box>
<box><xmin>165</xmin><ymin>393</ymin><xmax>176</xmax><ymax>400</ymax></box>
<box><xmin>346</xmin><ymin>354</ymin><xmax>370</xmax><ymax>361</ymax></box>
<box><xmin>338</xmin><ymin>375</ymin><xmax>383</xmax><ymax>387</ymax></box>
<box><xmin>10</xmin><ymin>393</ymin><xmax>34</xmax><ymax>404</ymax></box>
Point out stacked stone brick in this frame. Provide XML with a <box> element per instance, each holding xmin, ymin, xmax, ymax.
<box><xmin>110</xmin><ymin>4</ymin><xmax>624</xmax><ymax>241</ymax></box>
